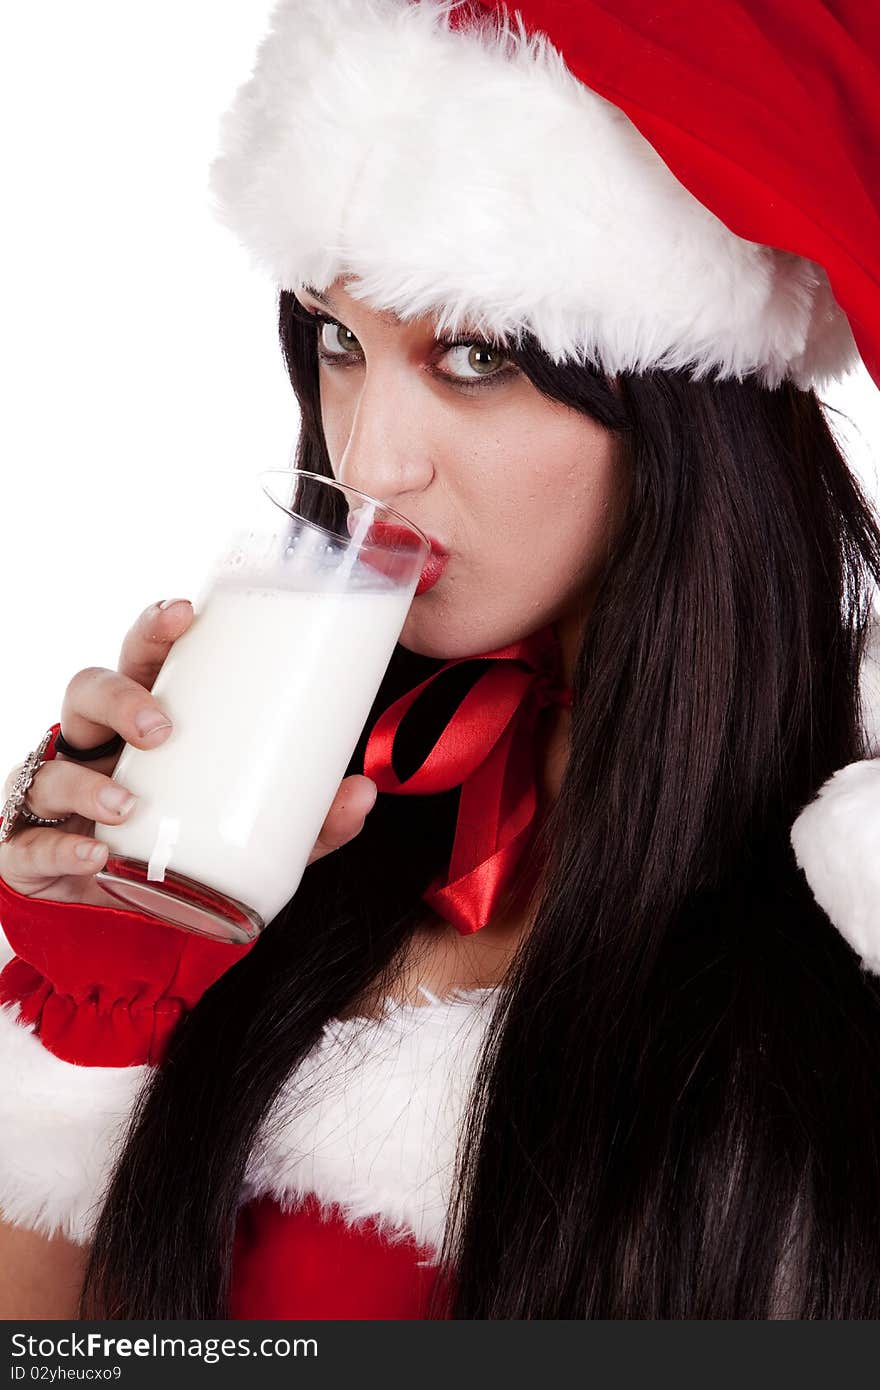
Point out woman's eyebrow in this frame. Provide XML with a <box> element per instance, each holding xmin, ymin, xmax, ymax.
<box><xmin>300</xmin><ymin>283</ymin><xmax>405</xmax><ymax>328</ymax></box>
<box><xmin>299</xmin><ymin>286</ymin><xmax>505</xmax><ymax>346</ymax></box>
<box><xmin>299</xmin><ymin>285</ymin><xmax>503</xmax><ymax>345</ymax></box>
<box><xmin>300</xmin><ymin>284</ymin><xmax>334</xmax><ymax>310</ymax></box>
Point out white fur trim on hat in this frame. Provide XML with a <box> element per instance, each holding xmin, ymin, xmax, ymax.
<box><xmin>208</xmin><ymin>0</ymin><xmax>860</xmax><ymax>391</ymax></box>
<box><xmin>790</xmin><ymin>614</ymin><xmax>880</xmax><ymax>974</ymax></box>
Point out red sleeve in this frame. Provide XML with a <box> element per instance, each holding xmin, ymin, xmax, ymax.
<box><xmin>0</xmin><ymin>723</ymin><xmax>256</xmax><ymax>1068</ymax></box>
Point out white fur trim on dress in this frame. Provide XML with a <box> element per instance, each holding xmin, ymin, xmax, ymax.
<box><xmin>207</xmin><ymin>0</ymin><xmax>859</xmax><ymax>391</ymax></box>
<box><xmin>242</xmin><ymin>986</ymin><xmax>498</xmax><ymax>1263</ymax></box>
<box><xmin>0</xmin><ymin>982</ymin><xmax>497</xmax><ymax>1258</ymax></box>
<box><xmin>790</xmin><ymin>612</ymin><xmax>880</xmax><ymax>974</ymax></box>
<box><xmin>0</xmin><ymin>1001</ymin><xmax>150</xmax><ymax>1245</ymax></box>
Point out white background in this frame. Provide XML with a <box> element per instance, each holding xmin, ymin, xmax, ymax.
<box><xmin>1</xmin><ymin>1</ymin><xmax>879</xmax><ymax>787</ymax></box>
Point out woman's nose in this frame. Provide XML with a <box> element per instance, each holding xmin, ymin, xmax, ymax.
<box><xmin>336</xmin><ymin>379</ymin><xmax>435</xmax><ymax>501</ymax></box>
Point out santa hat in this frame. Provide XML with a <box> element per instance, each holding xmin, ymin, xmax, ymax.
<box><xmin>208</xmin><ymin>0</ymin><xmax>880</xmax><ymax>968</ymax></box>
<box><xmin>208</xmin><ymin>0</ymin><xmax>879</xmax><ymax>392</ymax></box>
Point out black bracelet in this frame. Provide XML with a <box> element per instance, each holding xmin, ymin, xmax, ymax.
<box><xmin>54</xmin><ymin>729</ymin><xmax>125</xmax><ymax>762</ymax></box>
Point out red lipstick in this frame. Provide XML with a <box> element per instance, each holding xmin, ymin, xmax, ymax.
<box><xmin>348</xmin><ymin>515</ymin><xmax>449</xmax><ymax>593</ymax></box>
<box><xmin>415</xmin><ymin>549</ymin><xmax>449</xmax><ymax>596</ymax></box>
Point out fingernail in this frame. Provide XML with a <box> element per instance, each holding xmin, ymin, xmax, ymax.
<box><xmin>158</xmin><ymin>598</ymin><xmax>190</xmax><ymax>613</ymax></box>
<box><xmin>76</xmin><ymin>842</ymin><xmax>109</xmax><ymax>862</ymax></box>
<box><xmin>98</xmin><ymin>786</ymin><xmax>137</xmax><ymax>814</ymax></box>
<box><xmin>135</xmin><ymin>710</ymin><xmax>173</xmax><ymax>738</ymax></box>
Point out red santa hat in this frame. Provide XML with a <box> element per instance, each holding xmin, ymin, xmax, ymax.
<box><xmin>208</xmin><ymin>0</ymin><xmax>879</xmax><ymax>393</ymax></box>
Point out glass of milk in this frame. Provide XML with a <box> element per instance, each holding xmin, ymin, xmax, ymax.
<box><xmin>92</xmin><ymin>469</ymin><xmax>430</xmax><ymax>943</ymax></box>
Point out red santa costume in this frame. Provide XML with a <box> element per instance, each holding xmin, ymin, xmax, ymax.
<box><xmin>1</xmin><ymin>0</ymin><xmax>880</xmax><ymax>1319</ymax></box>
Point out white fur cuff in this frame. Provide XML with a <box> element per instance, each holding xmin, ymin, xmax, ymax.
<box><xmin>0</xmin><ymin>1002</ymin><xmax>149</xmax><ymax>1245</ymax></box>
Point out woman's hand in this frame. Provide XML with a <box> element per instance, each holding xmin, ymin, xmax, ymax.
<box><xmin>0</xmin><ymin>599</ymin><xmax>378</xmax><ymax>902</ymax></box>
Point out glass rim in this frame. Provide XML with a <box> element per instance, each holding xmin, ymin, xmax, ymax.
<box><xmin>257</xmin><ymin>468</ymin><xmax>431</xmax><ymax>555</ymax></box>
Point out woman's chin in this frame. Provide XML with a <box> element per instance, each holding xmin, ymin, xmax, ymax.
<box><xmin>397</xmin><ymin>627</ymin><xmax>456</xmax><ymax>660</ymax></box>
<box><xmin>398</xmin><ymin>611</ymin><xmax>509</xmax><ymax>662</ymax></box>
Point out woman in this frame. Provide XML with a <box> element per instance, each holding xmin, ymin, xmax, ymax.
<box><xmin>1</xmin><ymin>0</ymin><xmax>880</xmax><ymax>1319</ymax></box>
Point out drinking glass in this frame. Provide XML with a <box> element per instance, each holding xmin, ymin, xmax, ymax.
<box><xmin>93</xmin><ymin>469</ymin><xmax>430</xmax><ymax>943</ymax></box>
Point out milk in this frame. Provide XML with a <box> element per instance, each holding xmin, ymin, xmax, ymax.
<box><xmin>94</xmin><ymin>579</ymin><xmax>411</xmax><ymax>927</ymax></box>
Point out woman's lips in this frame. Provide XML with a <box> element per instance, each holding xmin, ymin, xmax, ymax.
<box><xmin>347</xmin><ymin>515</ymin><xmax>449</xmax><ymax>592</ymax></box>
<box><xmin>415</xmin><ymin>550</ymin><xmax>449</xmax><ymax>596</ymax></box>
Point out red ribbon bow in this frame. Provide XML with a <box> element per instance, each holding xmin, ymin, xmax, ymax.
<box><xmin>363</xmin><ymin>623</ymin><xmax>572</xmax><ymax>936</ymax></box>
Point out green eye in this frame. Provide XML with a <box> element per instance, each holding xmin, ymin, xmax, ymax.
<box><xmin>293</xmin><ymin>298</ymin><xmax>518</xmax><ymax>392</ymax></box>
<box><xmin>445</xmin><ymin>343</ymin><xmax>507</xmax><ymax>379</ymax></box>
<box><xmin>320</xmin><ymin>321</ymin><xmax>361</xmax><ymax>355</ymax></box>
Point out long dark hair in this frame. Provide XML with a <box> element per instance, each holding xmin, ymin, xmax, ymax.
<box><xmin>79</xmin><ymin>288</ymin><xmax>880</xmax><ymax>1318</ymax></box>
